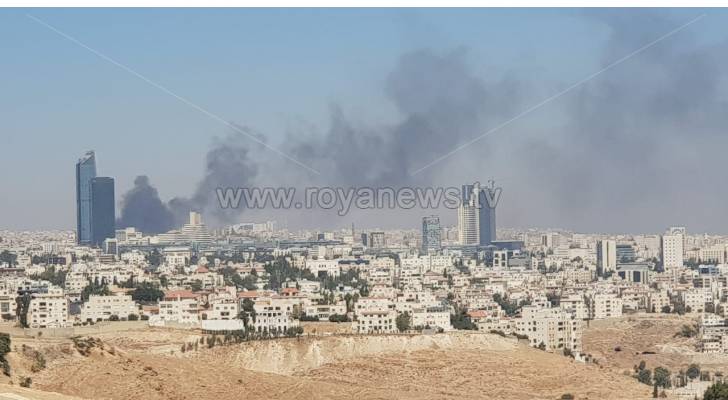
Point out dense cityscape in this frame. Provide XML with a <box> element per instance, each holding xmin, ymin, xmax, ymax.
<box><xmin>5</xmin><ymin>4</ymin><xmax>728</xmax><ymax>400</ymax></box>
<box><xmin>1</xmin><ymin>150</ymin><xmax>728</xmax><ymax>399</ymax></box>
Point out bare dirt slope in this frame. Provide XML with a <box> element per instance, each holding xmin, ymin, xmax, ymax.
<box><xmin>0</xmin><ymin>384</ymin><xmax>81</xmax><ymax>400</ymax></box>
<box><xmin>582</xmin><ymin>313</ymin><xmax>701</xmax><ymax>373</ymax></box>
<box><xmin>303</xmin><ymin>343</ymin><xmax>653</xmax><ymax>399</ymax></box>
<box><xmin>20</xmin><ymin>331</ymin><xmax>654</xmax><ymax>400</ymax></box>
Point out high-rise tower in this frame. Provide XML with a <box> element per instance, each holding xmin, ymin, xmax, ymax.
<box><xmin>76</xmin><ymin>151</ymin><xmax>97</xmax><ymax>245</ymax></box>
<box><xmin>90</xmin><ymin>177</ymin><xmax>116</xmax><ymax>247</ymax></box>
<box><xmin>421</xmin><ymin>215</ymin><xmax>442</xmax><ymax>253</ymax></box>
<box><xmin>458</xmin><ymin>181</ymin><xmax>499</xmax><ymax>246</ymax></box>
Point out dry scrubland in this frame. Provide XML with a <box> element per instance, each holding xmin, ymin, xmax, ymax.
<box><xmin>582</xmin><ymin>313</ymin><xmax>706</xmax><ymax>372</ymax></box>
<box><xmin>0</xmin><ymin>326</ymin><xmax>660</xmax><ymax>400</ymax></box>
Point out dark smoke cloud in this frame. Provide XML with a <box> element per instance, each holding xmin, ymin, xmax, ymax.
<box><xmin>282</xmin><ymin>48</ymin><xmax>523</xmax><ymax>187</ymax></box>
<box><xmin>118</xmin><ymin>132</ymin><xmax>259</xmax><ymax>233</ymax></box>
<box><xmin>119</xmin><ymin>11</ymin><xmax>728</xmax><ymax>233</ymax></box>
<box><xmin>116</xmin><ymin>176</ymin><xmax>175</xmax><ymax>234</ymax></box>
<box><xmin>508</xmin><ymin>10</ymin><xmax>728</xmax><ymax>233</ymax></box>
<box><xmin>169</xmin><ymin>129</ymin><xmax>260</xmax><ymax>226</ymax></box>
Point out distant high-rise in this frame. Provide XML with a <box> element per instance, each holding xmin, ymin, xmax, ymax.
<box><xmin>90</xmin><ymin>177</ymin><xmax>116</xmax><ymax>247</ymax></box>
<box><xmin>76</xmin><ymin>151</ymin><xmax>97</xmax><ymax>245</ymax></box>
<box><xmin>596</xmin><ymin>240</ymin><xmax>617</xmax><ymax>276</ymax></box>
<box><xmin>458</xmin><ymin>181</ymin><xmax>499</xmax><ymax>246</ymax></box>
<box><xmin>180</xmin><ymin>211</ymin><xmax>212</xmax><ymax>245</ymax></box>
<box><xmin>367</xmin><ymin>232</ymin><xmax>386</xmax><ymax>249</ymax></box>
<box><xmin>662</xmin><ymin>226</ymin><xmax>686</xmax><ymax>270</ymax></box>
<box><xmin>421</xmin><ymin>215</ymin><xmax>441</xmax><ymax>253</ymax></box>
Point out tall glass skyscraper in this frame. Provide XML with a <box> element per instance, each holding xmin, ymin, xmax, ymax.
<box><xmin>459</xmin><ymin>181</ymin><xmax>498</xmax><ymax>246</ymax></box>
<box><xmin>91</xmin><ymin>177</ymin><xmax>116</xmax><ymax>247</ymax></box>
<box><xmin>76</xmin><ymin>151</ymin><xmax>97</xmax><ymax>245</ymax></box>
<box><xmin>421</xmin><ymin>215</ymin><xmax>441</xmax><ymax>253</ymax></box>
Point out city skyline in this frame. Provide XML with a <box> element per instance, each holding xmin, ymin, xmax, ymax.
<box><xmin>6</xmin><ymin>5</ymin><xmax>728</xmax><ymax>400</ymax></box>
<box><xmin>4</xmin><ymin>9</ymin><xmax>728</xmax><ymax>233</ymax></box>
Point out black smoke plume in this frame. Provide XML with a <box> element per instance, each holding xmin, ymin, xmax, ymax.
<box><xmin>116</xmin><ymin>176</ymin><xmax>175</xmax><ymax>234</ymax></box>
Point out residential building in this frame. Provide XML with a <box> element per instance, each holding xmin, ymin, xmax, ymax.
<box><xmin>80</xmin><ymin>294</ymin><xmax>137</xmax><ymax>321</ymax></box>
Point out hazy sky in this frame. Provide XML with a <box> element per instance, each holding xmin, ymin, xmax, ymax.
<box><xmin>2</xmin><ymin>8</ymin><xmax>727</xmax><ymax>233</ymax></box>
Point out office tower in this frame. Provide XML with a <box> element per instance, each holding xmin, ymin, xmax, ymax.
<box><xmin>662</xmin><ymin>227</ymin><xmax>686</xmax><ymax>270</ymax></box>
<box><xmin>76</xmin><ymin>151</ymin><xmax>97</xmax><ymax>245</ymax></box>
<box><xmin>90</xmin><ymin>177</ymin><xmax>116</xmax><ymax>247</ymax></box>
<box><xmin>541</xmin><ymin>233</ymin><xmax>562</xmax><ymax>248</ymax></box>
<box><xmin>596</xmin><ymin>240</ymin><xmax>617</xmax><ymax>276</ymax></box>
<box><xmin>421</xmin><ymin>215</ymin><xmax>442</xmax><ymax>253</ymax></box>
<box><xmin>458</xmin><ymin>199</ymin><xmax>479</xmax><ymax>245</ymax></box>
<box><xmin>616</xmin><ymin>243</ymin><xmax>636</xmax><ymax>263</ymax></box>
<box><xmin>181</xmin><ymin>211</ymin><xmax>212</xmax><ymax>245</ymax></box>
<box><xmin>458</xmin><ymin>181</ymin><xmax>498</xmax><ymax>246</ymax></box>
<box><xmin>104</xmin><ymin>238</ymin><xmax>118</xmax><ymax>255</ymax></box>
<box><xmin>368</xmin><ymin>232</ymin><xmax>386</xmax><ymax>248</ymax></box>
<box><xmin>189</xmin><ymin>211</ymin><xmax>202</xmax><ymax>226</ymax></box>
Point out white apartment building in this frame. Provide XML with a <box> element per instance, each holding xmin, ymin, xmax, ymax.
<box><xmin>647</xmin><ymin>291</ymin><xmax>671</xmax><ymax>313</ymax></box>
<box><xmin>662</xmin><ymin>228</ymin><xmax>685</xmax><ymax>270</ymax></box>
<box><xmin>289</xmin><ymin>279</ymin><xmax>321</xmax><ymax>294</ymax></box>
<box><xmin>356</xmin><ymin>309</ymin><xmax>397</xmax><ymax>334</ymax></box>
<box><xmin>305</xmin><ymin>259</ymin><xmax>340</xmax><ymax>277</ymax></box>
<box><xmin>80</xmin><ymin>294</ymin><xmax>137</xmax><ymax>321</ymax></box>
<box><xmin>700</xmin><ymin>244</ymin><xmax>727</xmax><ymax>264</ymax></box>
<box><xmin>590</xmin><ymin>293</ymin><xmax>623</xmax><ymax>319</ymax></box>
<box><xmin>0</xmin><ymin>289</ymin><xmax>17</xmax><ymax>321</ymax></box>
<box><xmin>559</xmin><ymin>294</ymin><xmax>588</xmax><ymax>320</ymax></box>
<box><xmin>253</xmin><ymin>297</ymin><xmax>299</xmax><ymax>333</ymax></box>
<box><xmin>411</xmin><ymin>306</ymin><xmax>451</xmax><ymax>331</ymax></box>
<box><xmin>354</xmin><ymin>296</ymin><xmax>397</xmax><ymax>334</ymax></box>
<box><xmin>700</xmin><ymin>314</ymin><xmax>728</xmax><ymax>353</ymax></box>
<box><xmin>158</xmin><ymin>297</ymin><xmax>200</xmax><ymax>324</ymax></box>
<box><xmin>207</xmin><ymin>300</ymin><xmax>239</xmax><ymax>320</ymax></box>
<box><xmin>683</xmin><ymin>288</ymin><xmax>713</xmax><ymax>313</ymax></box>
<box><xmin>28</xmin><ymin>288</ymin><xmax>69</xmax><ymax>328</ymax></box>
<box><xmin>355</xmin><ymin>297</ymin><xmax>395</xmax><ymax>314</ymax></box>
<box><xmin>515</xmin><ymin>306</ymin><xmax>582</xmax><ymax>353</ymax></box>
<box><xmin>163</xmin><ymin>247</ymin><xmax>192</xmax><ymax>267</ymax></box>
<box><xmin>304</xmin><ymin>304</ymin><xmax>346</xmax><ymax>320</ymax></box>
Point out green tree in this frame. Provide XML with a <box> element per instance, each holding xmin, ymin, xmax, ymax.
<box><xmin>703</xmin><ymin>382</ymin><xmax>728</xmax><ymax>400</ymax></box>
<box><xmin>15</xmin><ymin>293</ymin><xmax>32</xmax><ymax>328</ymax></box>
<box><xmin>0</xmin><ymin>333</ymin><xmax>11</xmax><ymax>376</ymax></box>
<box><xmin>146</xmin><ymin>249</ymin><xmax>163</xmax><ymax>267</ymax></box>
<box><xmin>653</xmin><ymin>367</ymin><xmax>671</xmax><ymax>388</ymax></box>
<box><xmin>396</xmin><ymin>312</ymin><xmax>411</xmax><ymax>332</ymax></box>
<box><xmin>30</xmin><ymin>266</ymin><xmax>67</xmax><ymax>287</ymax></box>
<box><xmin>130</xmin><ymin>282</ymin><xmax>165</xmax><ymax>303</ymax></box>
<box><xmin>638</xmin><ymin>368</ymin><xmax>653</xmax><ymax>385</ymax></box>
<box><xmin>686</xmin><ymin>364</ymin><xmax>701</xmax><ymax>380</ymax></box>
<box><xmin>81</xmin><ymin>281</ymin><xmax>111</xmax><ymax>302</ymax></box>
<box><xmin>240</xmin><ymin>298</ymin><xmax>256</xmax><ymax>326</ymax></box>
<box><xmin>190</xmin><ymin>280</ymin><xmax>203</xmax><ymax>292</ymax></box>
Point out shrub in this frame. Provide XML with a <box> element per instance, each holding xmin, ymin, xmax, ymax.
<box><xmin>328</xmin><ymin>314</ymin><xmax>350</xmax><ymax>323</ymax></box>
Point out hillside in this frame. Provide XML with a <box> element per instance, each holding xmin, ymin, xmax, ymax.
<box><xmin>1</xmin><ymin>330</ymin><xmax>655</xmax><ymax>400</ymax></box>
